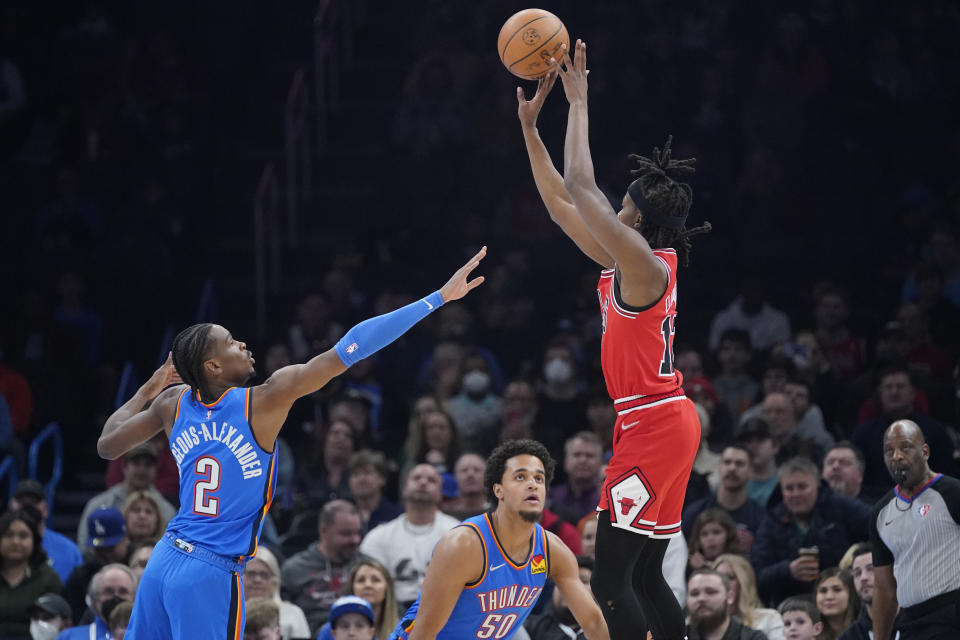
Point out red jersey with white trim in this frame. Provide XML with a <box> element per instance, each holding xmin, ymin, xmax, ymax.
<box><xmin>597</xmin><ymin>249</ymin><xmax>683</xmax><ymax>400</ymax></box>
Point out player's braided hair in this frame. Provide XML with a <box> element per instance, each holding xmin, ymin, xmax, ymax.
<box><xmin>629</xmin><ymin>136</ymin><xmax>712</xmax><ymax>267</ymax></box>
<box><xmin>484</xmin><ymin>439</ymin><xmax>556</xmax><ymax>504</ymax></box>
<box><xmin>171</xmin><ymin>323</ymin><xmax>215</xmax><ymax>401</ymax></box>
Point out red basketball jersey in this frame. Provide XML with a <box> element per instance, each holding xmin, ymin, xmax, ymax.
<box><xmin>597</xmin><ymin>249</ymin><xmax>683</xmax><ymax>401</ymax></box>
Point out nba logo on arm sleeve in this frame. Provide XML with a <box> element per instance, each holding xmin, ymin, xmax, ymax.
<box><xmin>346</xmin><ymin>343</ymin><xmax>358</xmax><ymax>354</ymax></box>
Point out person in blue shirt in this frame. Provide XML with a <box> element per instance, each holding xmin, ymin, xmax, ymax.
<box><xmin>9</xmin><ymin>479</ymin><xmax>83</xmax><ymax>583</ymax></box>
<box><xmin>98</xmin><ymin>248</ymin><xmax>487</xmax><ymax>640</ymax></box>
<box><xmin>388</xmin><ymin>439</ymin><xmax>608</xmax><ymax>640</ymax></box>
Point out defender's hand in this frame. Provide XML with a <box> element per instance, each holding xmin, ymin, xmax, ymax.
<box><xmin>440</xmin><ymin>246</ymin><xmax>487</xmax><ymax>303</ymax></box>
<box><xmin>517</xmin><ymin>71</ymin><xmax>558</xmax><ymax>128</ymax></box>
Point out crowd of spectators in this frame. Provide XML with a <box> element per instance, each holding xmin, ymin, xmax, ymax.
<box><xmin>2</xmin><ymin>1</ymin><xmax>959</xmax><ymax>639</ymax></box>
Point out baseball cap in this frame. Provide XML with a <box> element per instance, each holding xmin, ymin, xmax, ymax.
<box><xmin>13</xmin><ymin>479</ymin><xmax>46</xmax><ymax>502</ymax></box>
<box><xmin>329</xmin><ymin>596</ymin><xmax>374</xmax><ymax>627</ymax></box>
<box><xmin>739</xmin><ymin>418</ymin><xmax>772</xmax><ymax>441</ymax></box>
<box><xmin>684</xmin><ymin>376</ymin><xmax>717</xmax><ymax>402</ymax></box>
<box><xmin>31</xmin><ymin>593</ymin><xmax>72</xmax><ymax>620</ymax></box>
<box><xmin>441</xmin><ymin>472</ymin><xmax>460</xmax><ymax>500</ymax></box>
<box><xmin>125</xmin><ymin>443</ymin><xmax>158</xmax><ymax>462</ymax></box>
<box><xmin>87</xmin><ymin>507</ymin><xmax>127</xmax><ymax>548</ymax></box>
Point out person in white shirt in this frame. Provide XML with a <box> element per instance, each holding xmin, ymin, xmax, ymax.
<box><xmin>358</xmin><ymin>464</ymin><xmax>459</xmax><ymax>609</ymax></box>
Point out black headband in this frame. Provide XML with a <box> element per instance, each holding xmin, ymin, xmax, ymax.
<box><xmin>627</xmin><ymin>179</ymin><xmax>687</xmax><ymax>231</ymax></box>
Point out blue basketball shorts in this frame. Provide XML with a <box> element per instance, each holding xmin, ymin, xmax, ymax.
<box><xmin>126</xmin><ymin>534</ymin><xmax>245</xmax><ymax>639</ymax></box>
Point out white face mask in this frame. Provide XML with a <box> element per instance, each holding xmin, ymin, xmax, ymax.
<box><xmin>462</xmin><ymin>370</ymin><xmax>491</xmax><ymax>395</ymax></box>
<box><xmin>31</xmin><ymin>620</ymin><xmax>60</xmax><ymax>640</ymax></box>
<box><xmin>544</xmin><ymin>358</ymin><xmax>573</xmax><ymax>385</ymax></box>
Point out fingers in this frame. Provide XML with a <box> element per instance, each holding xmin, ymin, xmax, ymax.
<box><xmin>560</xmin><ymin>42</ymin><xmax>574</xmax><ymax>71</ymax></box>
<box><xmin>459</xmin><ymin>246</ymin><xmax>487</xmax><ymax>276</ymax></box>
<box><xmin>577</xmin><ymin>40</ymin><xmax>587</xmax><ymax>73</ymax></box>
<box><xmin>466</xmin><ymin>276</ymin><xmax>485</xmax><ymax>290</ymax></box>
<box><xmin>517</xmin><ymin>86</ymin><xmax>525</xmax><ymax>103</ymax></box>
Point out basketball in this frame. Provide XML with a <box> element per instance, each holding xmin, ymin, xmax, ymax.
<box><xmin>497</xmin><ymin>9</ymin><xmax>569</xmax><ymax>80</ymax></box>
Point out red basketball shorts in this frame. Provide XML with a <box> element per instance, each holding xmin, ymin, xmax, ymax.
<box><xmin>597</xmin><ymin>391</ymin><xmax>700</xmax><ymax>538</ymax></box>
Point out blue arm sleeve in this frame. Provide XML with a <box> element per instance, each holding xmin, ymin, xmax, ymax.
<box><xmin>334</xmin><ymin>291</ymin><xmax>444</xmax><ymax>367</ymax></box>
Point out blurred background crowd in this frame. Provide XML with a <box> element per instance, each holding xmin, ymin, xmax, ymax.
<box><xmin>1</xmin><ymin>1</ymin><xmax>958</xmax><ymax>639</ymax></box>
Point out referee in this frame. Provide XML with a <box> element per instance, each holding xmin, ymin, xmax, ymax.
<box><xmin>870</xmin><ymin>420</ymin><xmax>960</xmax><ymax>639</ymax></box>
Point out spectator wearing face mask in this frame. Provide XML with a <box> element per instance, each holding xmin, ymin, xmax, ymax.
<box><xmin>58</xmin><ymin>564</ymin><xmax>136</xmax><ymax>640</ymax></box>
<box><xmin>446</xmin><ymin>351</ymin><xmax>503</xmax><ymax>454</ymax></box>
<box><xmin>535</xmin><ymin>339</ymin><xmax>586</xmax><ymax>457</ymax></box>
<box><xmin>27</xmin><ymin>593</ymin><xmax>72</xmax><ymax>640</ymax></box>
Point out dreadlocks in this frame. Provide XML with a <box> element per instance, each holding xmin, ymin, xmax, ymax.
<box><xmin>171</xmin><ymin>323</ymin><xmax>214</xmax><ymax>401</ymax></box>
<box><xmin>628</xmin><ymin>136</ymin><xmax>712</xmax><ymax>267</ymax></box>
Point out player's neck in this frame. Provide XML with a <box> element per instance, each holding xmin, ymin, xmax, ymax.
<box><xmin>200</xmin><ymin>381</ymin><xmax>234</xmax><ymax>404</ymax></box>
<box><xmin>490</xmin><ymin>508</ymin><xmax>536</xmax><ymax>552</ymax></box>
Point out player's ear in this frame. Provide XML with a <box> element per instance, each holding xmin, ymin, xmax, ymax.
<box><xmin>493</xmin><ymin>482</ymin><xmax>504</xmax><ymax>501</ymax></box>
<box><xmin>204</xmin><ymin>358</ymin><xmax>221</xmax><ymax>377</ymax></box>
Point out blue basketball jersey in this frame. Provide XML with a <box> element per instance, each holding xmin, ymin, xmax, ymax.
<box><xmin>396</xmin><ymin>513</ymin><xmax>550</xmax><ymax>640</ymax></box>
<box><xmin>165</xmin><ymin>386</ymin><xmax>277</xmax><ymax>560</ymax></box>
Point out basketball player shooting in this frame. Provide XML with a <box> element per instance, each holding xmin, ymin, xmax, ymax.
<box><xmin>97</xmin><ymin>247</ymin><xmax>486</xmax><ymax>639</ymax></box>
<box><xmin>518</xmin><ymin>40</ymin><xmax>711</xmax><ymax>640</ymax></box>
<box><xmin>387</xmin><ymin>439</ymin><xmax>608</xmax><ymax>640</ymax></box>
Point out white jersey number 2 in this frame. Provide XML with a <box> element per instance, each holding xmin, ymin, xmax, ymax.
<box><xmin>192</xmin><ymin>456</ymin><xmax>221</xmax><ymax>517</ymax></box>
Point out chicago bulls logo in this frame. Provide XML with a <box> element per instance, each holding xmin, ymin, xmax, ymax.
<box><xmin>617</xmin><ymin>496</ymin><xmax>636</xmax><ymax>515</ymax></box>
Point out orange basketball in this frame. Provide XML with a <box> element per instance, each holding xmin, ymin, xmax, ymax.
<box><xmin>497</xmin><ymin>9</ymin><xmax>569</xmax><ymax>80</ymax></box>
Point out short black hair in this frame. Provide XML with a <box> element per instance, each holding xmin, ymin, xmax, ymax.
<box><xmin>718</xmin><ymin>328</ymin><xmax>751</xmax><ymax>350</ymax></box>
<box><xmin>779</xmin><ymin>597</ymin><xmax>821</xmax><ymax>624</ymax></box>
<box><xmin>171</xmin><ymin>323</ymin><xmax>215</xmax><ymax>400</ymax></box>
<box><xmin>877</xmin><ymin>366</ymin><xmax>913</xmax><ymax>388</ymax></box>
<box><xmin>828</xmin><ymin>441</ymin><xmax>866</xmax><ymax>473</ymax></box>
<box><xmin>484</xmin><ymin>439</ymin><xmax>555</xmax><ymax>504</ymax></box>
<box><xmin>0</xmin><ymin>508</ymin><xmax>48</xmax><ymax>568</ymax></box>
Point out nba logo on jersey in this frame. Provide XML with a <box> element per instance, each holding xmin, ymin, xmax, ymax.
<box><xmin>918</xmin><ymin>504</ymin><xmax>931</xmax><ymax>518</ymax></box>
<box><xmin>530</xmin><ymin>555</ymin><xmax>546</xmax><ymax>575</ymax></box>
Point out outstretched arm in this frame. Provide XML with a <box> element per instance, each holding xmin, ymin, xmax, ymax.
<box><xmin>98</xmin><ymin>355</ymin><xmax>183</xmax><ymax>459</ymax></box>
<box><xmin>555</xmin><ymin>42</ymin><xmax>667</xmax><ymax>302</ymax></box>
<box><xmin>518</xmin><ymin>72</ymin><xmax>613</xmax><ymax>268</ymax></box>
<box><xmin>252</xmin><ymin>247</ymin><xmax>487</xmax><ymax>443</ymax></box>
<box><xmin>407</xmin><ymin>527</ymin><xmax>485</xmax><ymax>640</ymax></box>
<box><xmin>547</xmin><ymin>532</ymin><xmax>609</xmax><ymax>640</ymax></box>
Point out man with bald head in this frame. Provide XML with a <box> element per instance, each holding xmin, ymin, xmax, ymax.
<box><xmin>359</xmin><ymin>464</ymin><xmax>459</xmax><ymax>609</ymax></box>
<box><xmin>870</xmin><ymin>420</ymin><xmax>960</xmax><ymax>640</ymax></box>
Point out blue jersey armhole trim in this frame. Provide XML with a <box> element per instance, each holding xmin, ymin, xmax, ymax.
<box><xmin>245</xmin><ymin>388</ymin><xmax>275</xmax><ymax>455</ymax></box>
<box><xmin>461</xmin><ymin>522</ymin><xmax>487</xmax><ymax>588</ymax></box>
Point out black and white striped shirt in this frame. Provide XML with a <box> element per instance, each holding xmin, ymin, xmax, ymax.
<box><xmin>870</xmin><ymin>474</ymin><xmax>960</xmax><ymax>608</ymax></box>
